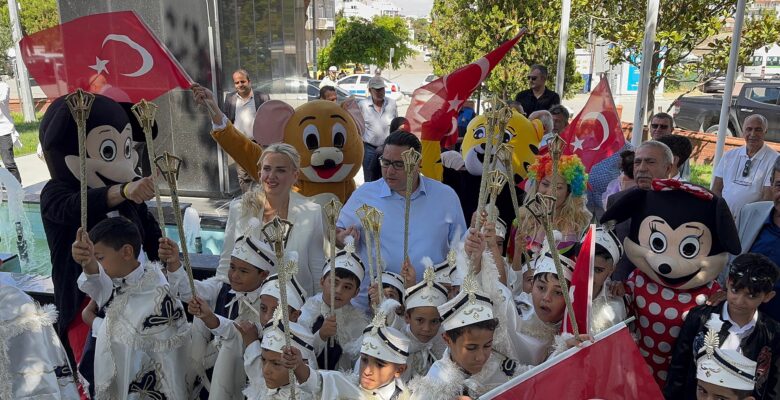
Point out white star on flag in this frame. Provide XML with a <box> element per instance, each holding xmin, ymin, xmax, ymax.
<box><xmin>89</xmin><ymin>57</ymin><xmax>110</xmax><ymax>74</ymax></box>
<box><xmin>447</xmin><ymin>95</ymin><xmax>463</xmax><ymax>112</ymax></box>
<box><xmin>571</xmin><ymin>136</ymin><xmax>585</xmax><ymax>151</ymax></box>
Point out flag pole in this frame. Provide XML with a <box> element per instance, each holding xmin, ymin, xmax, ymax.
<box><xmin>131</xmin><ymin>100</ymin><xmax>167</xmax><ymax>237</ymax></box>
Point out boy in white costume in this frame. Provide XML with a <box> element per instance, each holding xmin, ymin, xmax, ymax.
<box><xmin>589</xmin><ymin>226</ymin><xmax>628</xmax><ymax>335</ymax></box>
<box><xmin>240</xmin><ymin>309</ymin><xmax>316</xmax><ymax>400</ymax></box>
<box><xmin>294</xmin><ymin>311</ymin><xmax>413</xmax><ymax>399</ymax></box>
<box><xmin>160</xmin><ymin>224</ymin><xmax>279</xmax><ymax>399</ymax></box>
<box><xmin>298</xmin><ymin>236</ymin><xmax>369</xmax><ymax>371</ymax></box>
<box><xmin>72</xmin><ymin>217</ymin><xmax>190</xmax><ymax>400</ymax></box>
<box><xmin>695</xmin><ymin>325</ymin><xmax>759</xmax><ymax>400</ymax></box>
<box><xmin>0</xmin><ymin>281</ymin><xmax>79</xmax><ymax>399</ymax></box>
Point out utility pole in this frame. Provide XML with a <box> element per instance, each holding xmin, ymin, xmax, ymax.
<box><xmin>7</xmin><ymin>0</ymin><xmax>36</xmax><ymax>122</ymax></box>
<box><xmin>631</xmin><ymin>0</ymin><xmax>659</xmax><ymax>147</ymax></box>
<box><xmin>555</xmin><ymin>0</ymin><xmax>571</xmax><ymax>96</ymax></box>
<box><xmin>312</xmin><ymin>0</ymin><xmax>318</xmax><ymax>79</ymax></box>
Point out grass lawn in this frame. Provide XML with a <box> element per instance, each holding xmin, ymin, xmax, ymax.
<box><xmin>689</xmin><ymin>163</ymin><xmax>713</xmax><ymax>187</ymax></box>
<box><xmin>11</xmin><ymin>112</ymin><xmax>43</xmax><ymax>157</ymax></box>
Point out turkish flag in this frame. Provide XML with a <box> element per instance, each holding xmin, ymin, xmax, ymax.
<box><xmin>563</xmin><ymin>224</ymin><xmax>595</xmax><ymax>335</ymax></box>
<box><xmin>557</xmin><ymin>79</ymin><xmax>625</xmax><ymax>171</ymax></box>
<box><xmin>20</xmin><ymin>11</ymin><xmax>192</xmax><ymax>102</ymax></box>
<box><xmin>482</xmin><ymin>324</ymin><xmax>663</xmax><ymax>400</ymax></box>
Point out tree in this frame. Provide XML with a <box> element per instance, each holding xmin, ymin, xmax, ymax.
<box><xmin>410</xmin><ymin>17</ymin><xmax>429</xmax><ymax>45</ymax></box>
<box><xmin>1</xmin><ymin>0</ymin><xmax>59</xmax><ymax>76</ymax></box>
<box><xmin>319</xmin><ymin>16</ymin><xmax>415</xmax><ymax>70</ymax></box>
<box><xmin>701</xmin><ymin>12</ymin><xmax>780</xmax><ymax>75</ymax></box>
<box><xmin>425</xmin><ymin>0</ymin><xmax>588</xmax><ymax>100</ymax></box>
<box><xmin>589</xmin><ymin>0</ymin><xmax>780</xmax><ymax>123</ymax></box>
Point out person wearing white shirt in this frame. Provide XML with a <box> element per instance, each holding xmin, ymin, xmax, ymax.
<box><xmin>0</xmin><ymin>80</ymin><xmax>21</xmax><ymax>183</ymax></box>
<box><xmin>713</xmin><ymin>114</ymin><xmax>778</xmax><ymax>217</ymax></box>
<box><xmin>319</xmin><ymin>66</ymin><xmax>340</xmax><ymax>89</ymax></box>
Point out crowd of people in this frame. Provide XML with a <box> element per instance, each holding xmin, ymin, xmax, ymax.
<box><xmin>2</xmin><ymin>63</ymin><xmax>779</xmax><ymax>400</ymax></box>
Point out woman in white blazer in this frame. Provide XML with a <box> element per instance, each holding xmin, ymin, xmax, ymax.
<box><xmin>216</xmin><ymin>143</ymin><xmax>327</xmax><ymax>296</ymax></box>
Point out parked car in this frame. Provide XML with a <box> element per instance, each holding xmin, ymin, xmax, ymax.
<box><xmin>337</xmin><ymin>74</ymin><xmax>403</xmax><ymax>101</ymax></box>
<box><xmin>672</xmin><ymin>81</ymin><xmax>780</xmax><ymax>141</ymax></box>
<box><xmin>420</xmin><ymin>74</ymin><xmax>437</xmax><ymax>87</ymax></box>
<box><xmin>254</xmin><ymin>78</ymin><xmax>351</xmax><ymax>107</ymax></box>
<box><xmin>700</xmin><ymin>73</ymin><xmax>726</xmax><ymax>93</ymax></box>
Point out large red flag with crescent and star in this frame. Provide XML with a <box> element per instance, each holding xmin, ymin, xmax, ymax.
<box><xmin>19</xmin><ymin>11</ymin><xmax>192</xmax><ymax>102</ymax></box>
<box><xmin>481</xmin><ymin>324</ymin><xmax>663</xmax><ymax>400</ymax></box>
<box><xmin>562</xmin><ymin>224</ymin><xmax>595</xmax><ymax>335</ymax></box>
<box><xmin>558</xmin><ymin>79</ymin><xmax>625</xmax><ymax>172</ymax></box>
<box><xmin>408</xmin><ymin>30</ymin><xmax>526</xmax><ymax>180</ymax></box>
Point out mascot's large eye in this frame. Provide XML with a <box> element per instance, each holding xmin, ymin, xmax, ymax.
<box><xmin>124</xmin><ymin>138</ymin><xmax>132</xmax><ymax>159</ymax></box>
<box><xmin>649</xmin><ymin>230</ymin><xmax>667</xmax><ymax>253</ymax></box>
<box><xmin>679</xmin><ymin>236</ymin><xmax>701</xmax><ymax>259</ymax></box>
<box><xmin>332</xmin><ymin>123</ymin><xmax>346</xmax><ymax>149</ymax></box>
<box><xmin>100</xmin><ymin>139</ymin><xmax>117</xmax><ymax>162</ymax></box>
<box><xmin>303</xmin><ymin>125</ymin><xmax>320</xmax><ymax>150</ymax></box>
<box><xmin>502</xmin><ymin>129</ymin><xmax>513</xmax><ymax>143</ymax></box>
<box><xmin>473</xmin><ymin>127</ymin><xmax>486</xmax><ymax>139</ymax></box>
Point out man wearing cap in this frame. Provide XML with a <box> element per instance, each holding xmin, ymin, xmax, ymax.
<box><xmin>358</xmin><ymin>76</ymin><xmax>398</xmax><ymax>181</ymax></box>
<box><xmin>320</xmin><ymin>66</ymin><xmax>340</xmax><ymax>89</ymax></box>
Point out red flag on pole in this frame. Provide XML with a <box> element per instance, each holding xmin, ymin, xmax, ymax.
<box><xmin>563</xmin><ymin>224</ymin><xmax>595</xmax><ymax>335</ymax></box>
<box><xmin>556</xmin><ymin>79</ymin><xmax>625</xmax><ymax>171</ymax></box>
<box><xmin>482</xmin><ymin>323</ymin><xmax>663</xmax><ymax>400</ymax></box>
<box><xmin>410</xmin><ymin>30</ymin><xmax>526</xmax><ymax>180</ymax></box>
<box><xmin>20</xmin><ymin>11</ymin><xmax>192</xmax><ymax>102</ymax></box>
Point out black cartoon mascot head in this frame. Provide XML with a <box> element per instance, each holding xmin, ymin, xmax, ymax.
<box><xmin>601</xmin><ymin>180</ymin><xmax>741</xmax><ymax>290</ymax></box>
<box><xmin>39</xmin><ymin>94</ymin><xmax>157</xmax><ymax>187</ymax></box>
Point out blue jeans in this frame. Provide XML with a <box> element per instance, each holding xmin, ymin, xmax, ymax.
<box><xmin>363</xmin><ymin>142</ymin><xmax>377</xmax><ymax>182</ymax></box>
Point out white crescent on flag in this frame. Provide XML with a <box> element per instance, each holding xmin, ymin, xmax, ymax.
<box><xmin>580</xmin><ymin>112</ymin><xmax>611</xmax><ymax>151</ymax></box>
<box><xmin>102</xmin><ymin>34</ymin><xmax>154</xmax><ymax>77</ymax></box>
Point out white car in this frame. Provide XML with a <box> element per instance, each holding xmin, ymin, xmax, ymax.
<box><xmin>420</xmin><ymin>74</ymin><xmax>437</xmax><ymax>87</ymax></box>
<box><xmin>337</xmin><ymin>74</ymin><xmax>403</xmax><ymax>101</ymax></box>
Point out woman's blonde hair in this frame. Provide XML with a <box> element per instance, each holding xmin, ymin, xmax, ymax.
<box><xmin>258</xmin><ymin>143</ymin><xmax>301</xmax><ymax>170</ymax></box>
<box><xmin>516</xmin><ymin>178</ymin><xmax>591</xmax><ymax>242</ymax></box>
<box><xmin>242</xmin><ymin>143</ymin><xmax>302</xmax><ymax>220</ymax></box>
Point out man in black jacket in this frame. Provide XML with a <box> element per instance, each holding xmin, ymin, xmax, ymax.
<box><xmin>664</xmin><ymin>253</ymin><xmax>780</xmax><ymax>400</ymax></box>
<box><xmin>514</xmin><ymin>64</ymin><xmax>560</xmax><ymax>115</ymax></box>
<box><xmin>222</xmin><ymin>69</ymin><xmax>270</xmax><ymax>136</ymax></box>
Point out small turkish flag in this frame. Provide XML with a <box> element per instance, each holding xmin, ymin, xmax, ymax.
<box><xmin>558</xmin><ymin>79</ymin><xmax>625</xmax><ymax>171</ymax></box>
<box><xmin>405</xmin><ymin>30</ymin><xmax>526</xmax><ymax>148</ymax></box>
<box><xmin>563</xmin><ymin>224</ymin><xmax>595</xmax><ymax>335</ymax></box>
<box><xmin>20</xmin><ymin>11</ymin><xmax>192</xmax><ymax>102</ymax></box>
<box><xmin>482</xmin><ymin>324</ymin><xmax>663</xmax><ymax>400</ymax></box>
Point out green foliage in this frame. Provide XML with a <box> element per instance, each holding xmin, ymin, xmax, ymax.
<box><xmin>11</xmin><ymin>112</ymin><xmax>42</xmax><ymax>157</ymax></box>
<box><xmin>426</xmin><ymin>0</ymin><xmax>587</xmax><ymax>100</ymax></box>
<box><xmin>701</xmin><ymin>12</ymin><xmax>780</xmax><ymax>75</ymax></box>
<box><xmin>689</xmin><ymin>163</ymin><xmax>713</xmax><ymax>187</ymax></box>
<box><xmin>1</xmin><ymin>0</ymin><xmax>59</xmax><ymax>76</ymax></box>
<box><xmin>321</xmin><ymin>16</ymin><xmax>415</xmax><ymax>69</ymax></box>
<box><xmin>410</xmin><ymin>18</ymin><xmax>429</xmax><ymax>45</ymax></box>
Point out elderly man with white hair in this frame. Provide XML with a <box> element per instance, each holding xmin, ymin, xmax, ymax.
<box><xmin>713</xmin><ymin>114</ymin><xmax>778</xmax><ymax>217</ymax></box>
<box><xmin>529</xmin><ymin>109</ymin><xmax>554</xmax><ymax>148</ymax></box>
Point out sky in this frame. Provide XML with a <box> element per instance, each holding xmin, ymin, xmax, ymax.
<box><xmin>393</xmin><ymin>0</ymin><xmax>433</xmax><ymax>17</ymax></box>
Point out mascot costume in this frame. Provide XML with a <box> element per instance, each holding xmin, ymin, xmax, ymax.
<box><xmin>210</xmin><ymin>99</ymin><xmax>363</xmax><ymax>203</ymax></box>
<box><xmin>444</xmin><ymin>110</ymin><xmax>544</xmax><ymax>227</ymax></box>
<box><xmin>600</xmin><ymin>179</ymin><xmax>740</xmax><ymax>387</ymax></box>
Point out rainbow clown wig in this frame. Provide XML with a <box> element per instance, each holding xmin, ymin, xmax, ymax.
<box><xmin>527</xmin><ymin>153</ymin><xmax>588</xmax><ymax>197</ymax></box>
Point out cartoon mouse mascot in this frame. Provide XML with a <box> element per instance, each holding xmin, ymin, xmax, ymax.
<box><xmin>600</xmin><ymin>179</ymin><xmax>740</xmax><ymax>388</ymax></box>
<box><xmin>209</xmin><ymin>99</ymin><xmax>363</xmax><ymax>204</ymax></box>
<box><xmin>444</xmin><ymin>110</ymin><xmax>544</xmax><ymax>227</ymax></box>
<box><xmin>39</xmin><ymin>94</ymin><xmax>162</xmax><ymax>366</ymax></box>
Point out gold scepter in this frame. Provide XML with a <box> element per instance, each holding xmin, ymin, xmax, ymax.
<box><xmin>366</xmin><ymin>208</ymin><xmax>385</xmax><ymax>305</ymax></box>
<box><xmin>400</xmin><ymin>148</ymin><xmax>422</xmax><ymax>286</ymax></box>
<box><xmin>130</xmin><ymin>99</ymin><xmax>166</xmax><ymax>236</ymax></box>
<box><xmin>322</xmin><ymin>199</ymin><xmax>343</xmax><ymax>368</ymax></box>
<box><xmin>261</xmin><ymin>217</ymin><xmax>296</xmax><ymax>400</ymax></box>
<box><xmin>65</xmin><ymin>89</ymin><xmax>95</xmax><ymax>234</ymax></box>
<box><xmin>154</xmin><ymin>152</ymin><xmax>196</xmax><ymax>296</ymax></box>
<box><xmin>473</xmin><ymin>99</ymin><xmax>501</xmax><ymax>233</ymax></box>
<box><xmin>526</xmin><ymin>193</ymin><xmax>579</xmax><ymax>337</ymax></box>
<box><xmin>486</xmin><ymin>170</ymin><xmax>508</xmax><ymax>225</ymax></box>
<box><xmin>356</xmin><ymin>204</ymin><xmax>378</xmax><ymax>309</ymax></box>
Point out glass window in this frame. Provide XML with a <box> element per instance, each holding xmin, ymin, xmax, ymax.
<box><xmin>752</xmin><ymin>56</ymin><xmax>764</xmax><ymax>66</ymax></box>
<box><xmin>748</xmin><ymin>87</ymin><xmax>780</xmax><ymax>105</ymax></box>
<box><xmin>340</xmin><ymin>76</ymin><xmax>358</xmax><ymax>84</ymax></box>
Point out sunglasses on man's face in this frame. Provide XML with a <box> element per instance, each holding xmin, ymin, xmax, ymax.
<box><xmin>742</xmin><ymin>159</ymin><xmax>753</xmax><ymax>177</ymax></box>
<box><xmin>650</xmin><ymin>123</ymin><xmax>669</xmax><ymax>130</ymax></box>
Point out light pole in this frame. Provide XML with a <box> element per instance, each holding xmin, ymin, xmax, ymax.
<box><xmin>7</xmin><ymin>0</ymin><xmax>36</xmax><ymax>122</ymax></box>
<box><xmin>631</xmin><ymin>0</ymin><xmax>659</xmax><ymax>147</ymax></box>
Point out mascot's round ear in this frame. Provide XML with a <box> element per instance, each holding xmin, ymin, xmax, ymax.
<box><xmin>713</xmin><ymin>196</ymin><xmax>741</xmax><ymax>255</ymax></box>
<box><xmin>600</xmin><ymin>187</ymin><xmax>648</xmax><ymax>225</ymax></box>
<box><xmin>341</xmin><ymin>97</ymin><xmax>365</xmax><ymax>138</ymax></box>
<box><xmin>253</xmin><ymin>100</ymin><xmax>294</xmax><ymax>146</ymax></box>
<box><xmin>39</xmin><ymin>96</ymin><xmax>71</xmax><ymax>152</ymax></box>
<box><xmin>118</xmin><ymin>102</ymin><xmax>159</xmax><ymax>142</ymax></box>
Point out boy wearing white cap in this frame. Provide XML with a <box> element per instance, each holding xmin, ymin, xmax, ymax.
<box><xmin>589</xmin><ymin>226</ymin><xmax>627</xmax><ymax>334</ymax></box>
<box><xmin>160</xmin><ymin>229</ymin><xmax>274</xmax><ymax>399</ymax></box>
<box><xmin>258</xmin><ymin>273</ymin><xmax>308</xmax><ymax>326</ymax></box>
<box><xmin>239</xmin><ymin>308</ymin><xmax>317</xmax><ymax>400</ymax></box>
<box><xmin>291</xmin><ymin>311</ymin><xmax>413</xmax><ymax>399</ymax></box>
<box><xmin>409</xmin><ymin>274</ymin><xmax>527</xmax><ymax>399</ymax></box>
<box><xmin>298</xmin><ymin>237</ymin><xmax>368</xmax><ymax>371</ymax></box>
<box><xmin>695</xmin><ymin>324</ymin><xmax>758</xmax><ymax>400</ymax></box>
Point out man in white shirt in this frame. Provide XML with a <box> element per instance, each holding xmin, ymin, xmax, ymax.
<box><xmin>319</xmin><ymin>66</ymin><xmax>339</xmax><ymax>89</ymax></box>
<box><xmin>713</xmin><ymin>114</ymin><xmax>778</xmax><ymax>217</ymax></box>
<box><xmin>0</xmin><ymin>80</ymin><xmax>21</xmax><ymax>183</ymax></box>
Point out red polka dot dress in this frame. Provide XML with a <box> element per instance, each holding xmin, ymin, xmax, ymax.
<box><xmin>626</xmin><ymin>269</ymin><xmax>720</xmax><ymax>387</ymax></box>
